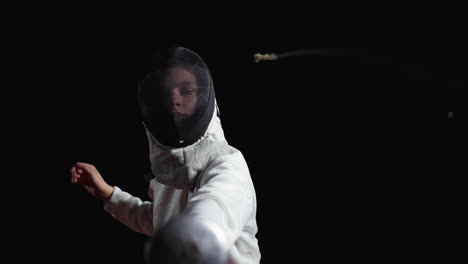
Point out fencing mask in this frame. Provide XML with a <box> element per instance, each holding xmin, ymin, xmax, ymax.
<box><xmin>138</xmin><ymin>47</ymin><xmax>216</xmax><ymax>148</ymax></box>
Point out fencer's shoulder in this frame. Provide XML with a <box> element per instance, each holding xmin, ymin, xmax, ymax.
<box><xmin>209</xmin><ymin>147</ymin><xmax>248</xmax><ymax>169</ymax></box>
<box><xmin>199</xmin><ymin>147</ymin><xmax>251</xmax><ymax>183</ymax></box>
<box><xmin>196</xmin><ymin>147</ymin><xmax>255</xmax><ymax>196</ymax></box>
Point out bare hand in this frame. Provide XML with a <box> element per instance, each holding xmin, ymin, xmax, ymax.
<box><xmin>71</xmin><ymin>162</ymin><xmax>114</xmax><ymax>201</ymax></box>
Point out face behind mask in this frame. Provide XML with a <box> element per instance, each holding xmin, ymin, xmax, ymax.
<box><xmin>138</xmin><ymin>47</ymin><xmax>216</xmax><ymax>148</ymax></box>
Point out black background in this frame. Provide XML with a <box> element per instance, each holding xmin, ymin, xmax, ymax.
<box><xmin>2</xmin><ymin>2</ymin><xmax>467</xmax><ymax>263</ymax></box>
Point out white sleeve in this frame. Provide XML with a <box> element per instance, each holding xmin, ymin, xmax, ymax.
<box><xmin>184</xmin><ymin>154</ymin><xmax>255</xmax><ymax>248</ymax></box>
<box><xmin>104</xmin><ymin>185</ymin><xmax>154</xmax><ymax>236</ymax></box>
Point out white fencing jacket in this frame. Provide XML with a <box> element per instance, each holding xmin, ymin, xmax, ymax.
<box><xmin>103</xmin><ymin>108</ymin><xmax>261</xmax><ymax>264</ymax></box>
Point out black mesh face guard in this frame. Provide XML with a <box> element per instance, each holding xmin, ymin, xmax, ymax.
<box><xmin>139</xmin><ymin>47</ymin><xmax>215</xmax><ymax>148</ymax></box>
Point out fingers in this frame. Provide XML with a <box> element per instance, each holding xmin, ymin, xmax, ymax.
<box><xmin>70</xmin><ymin>166</ymin><xmax>77</xmax><ymax>175</ymax></box>
<box><xmin>71</xmin><ymin>171</ymin><xmax>80</xmax><ymax>184</ymax></box>
<box><xmin>74</xmin><ymin>162</ymin><xmax>97</xmax><ymax>175</ymax></box>
<box><xmin>70</xmin><ymin>166</ymin><xmax>78</xmax><ymax>183</ymax></box>
<box><xmin>71</xmin><ymin>175</ymin><xmax>79</xmax><ymax>183</ymax></box>
<box><xmin>71</xmin><ymin>162</ymin><xmax>94</xmax><ymax>184</ymax></box>
<box><xmin>74</xmin><ymin>162</ymin><xmax>95</xmax><ymax>170</ymax></box>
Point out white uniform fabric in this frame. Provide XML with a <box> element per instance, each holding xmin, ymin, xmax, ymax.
<box><xmin>104</xmin><ymin>107</ymin><xmax>261</xmax><ymax>264</ymax></box>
